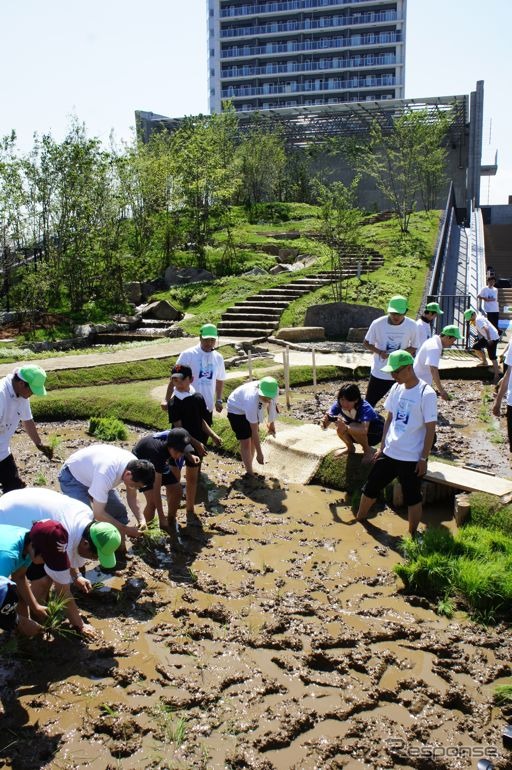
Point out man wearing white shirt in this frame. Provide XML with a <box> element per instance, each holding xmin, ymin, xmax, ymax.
<box><xmin>477</xmin><ymin>275</ymin><xmax>500</xmax><ymax>332</ymax></box>
<box><xmin>415</xmin><ymin>301</ymin><xmax>444</xmax><ymax>348</ymax></box>
<box><xmin>162</xmin><ymin>323</ymin><xmax>226</xmax><ymax>427</ymax></box>
<box><xmin>0</xmin><ymin>365</ymin><xmax>51</xmax><ymax>494</ymax></box>
<box><xmin>493</xmin><ymin>343</ymin><xmax>512</xmax><ymax>453</ymax></box>
<box><xmin>356</xmin><ymin>350</ymin><xmax>437</xmax><ymax>537</ymax></box>
<box><xmin>464</xmin><ymin>308</ymin><xmax>500</xmax><ymax>383</ymax></box>
<box><xmin>363</xmin><ymin>295</ymin><xmax>419</xmax><ymax>406</ymax></box>
<box><xmin>58</xmin><ymin>445</ymin><xmax>155</xmax><ymax>546</ymax></box>
<box><xmin>0</xmin><ymin>487</ymin><xmax>121</xmax><ymax>636</ymax></box>
<box><xmin>413</xmin><ymin>325</ymin><xmax>462</xmax><ymax>400</ymax></box>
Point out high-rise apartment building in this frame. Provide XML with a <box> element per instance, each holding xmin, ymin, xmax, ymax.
<box><xmin>208</xmin><ymin>0</ymin><xmax>407</xmax><ymax>113</ymax></box>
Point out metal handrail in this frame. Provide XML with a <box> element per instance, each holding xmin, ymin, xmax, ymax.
<box><xmin>427</xmin><ymin>181</ymin><xmax>457</xmax><ymax>297</ymax></box>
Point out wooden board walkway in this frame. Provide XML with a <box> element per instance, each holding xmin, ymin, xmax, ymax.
<box><xmin>425</xmin><ymin>460</ymin><xmax>512</xmax><ymax>498</ymax></box>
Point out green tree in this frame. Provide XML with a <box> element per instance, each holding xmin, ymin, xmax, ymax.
<box><xmin>355</xmin><ymin>109</ymin><xmax>450</xmax><ymax>232</ymax></box>
<box><xmin>313</xmin><ymin>177</ymin><xmax>363</xmax><ymax>302</ymax></box>
<box><xmin>171</xmin><ymin>110</ymin><xmax>240</xmax><ymax>267</ymax></box>
<box><xmin>236</xmin><ymin>123</ymin><xmax>286</xmax><ymax>205</ymax></box>
<box><xmin>0</xmin><ymin>133</ymin><xmax>29</xmax><ymax>310</ymax></box>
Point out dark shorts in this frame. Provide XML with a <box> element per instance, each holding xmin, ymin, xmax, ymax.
<box><xmin>507</xmin><ymin>405</ymin><xmax>512</xmax><ymax>453</ymax></box>
<box><xmin>0</xmin><ymin>581</ymin><xmax>18</xmax><ymax>630</ymax></box>
<box><xmin>365</xmin><ymin>376</ymin><xmax>394</xmax><ymax>408</ymax></box>
<box><xmin>362</xmin><ymin>453</ymin><xmax>423</xmax><ymax>506</ymax></box>
<box><xmin>473</xmin><ymin>337</ymin><xmax>498</xmax><ymax>361</ymax></box>
<box><xmin>227</xmin><ymin>412</ymin><xmax>252</xmax><ymax>441</ymax></box>
<box><xmin>0</xmin><ymin>454</ymin><xmax>26</xmax><ymax>494</ymax></box>
<box><xmin>486</xmin><ymin>312</ymin><xmax>500</xmax><ymax>332</ymax></box>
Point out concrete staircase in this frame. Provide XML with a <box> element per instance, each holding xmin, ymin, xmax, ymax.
<box><xmin>218</xmin><ymin>252</ymin><xmax>384</xmax><ymax>338</ymax></box>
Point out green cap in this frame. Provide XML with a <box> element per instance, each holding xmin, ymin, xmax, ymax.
<box><xmin>441</xmin><ymin>324</ymin><xmax>462</xmax><ymax>339</ymax></box>
<box><xmin>387</xmin><ymin>295</ymin><xmax>408</xmax><ymax>314</ymax></box>
<box><xmin>90</xmin><ymin>522</ymin><xmax>121</xmax><ymax>569</ymax></box>
<box><xmin>258</xmin><ymin>376</ymin><xmax>279</xmax><ymax>399</ymax></box>
<box><xmin>464</xmin><ymin>309</ymin><xmax>475</xmax><ymax>322</ymax></box>
<box><xmin>17</xmin><ymin>365</ymin><xmax>47</xmax><ymax>396</ymax></box>
<box><xmin>200</xmin><ymin>323</ymin><xmax>218</xmax><ymax>339</ymax></box>
<box><xmin>425</xmin><ymin>302</ymin><xmax>443</xmax><ymax>314</ymax></box>
<box><xmin>381</xmin><ymin>350</ymin><xmax>414</xmax><ymax>372</ymax></box>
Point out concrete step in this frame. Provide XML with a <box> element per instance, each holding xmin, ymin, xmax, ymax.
<box><xmin>217</xmin><ymin>326</ymin><xmax>269</xmax><ymax>338</ymax></box>
<box><xmin>236</xmin><ymin>298</ymin><xmax>289</xmax><ymax>306</ymax></box>
<box><xmin>224</xmin><ymin>305</ymin><xmax>283</xmax><ymax>316</ymax></box>
<box><xmin>221</xmin><ymin>311</ymin><xmax>281</xmax><ymax>322</ymax></box>
<box><xmin>218</xmin><ymin>320</ymin><xmax>278</xmax><ymax>331</ymax></box>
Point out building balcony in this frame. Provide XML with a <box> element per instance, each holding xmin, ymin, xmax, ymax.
<box><xmin>220</xmin><ymin>0</ymin><xmax>384</xmax><ymax>20</ymax></box>
<box><xmin>220</xmin><ymin>10</ymin><xmax>398</xmax><ymax>39</ymax></box>
<box><xmin>221</xmin><ymin>52</ymin><xmax>396</xmax><ymax>79</ymax></box>
<box><xmin>221</xmin><ymin>73</ymin><xmax>397</xmax><ymax>99</ymax></box>
<box><xmin>221</xmin><ymin>30</ymin><xmax>402</xmax><ymax>59</ymax></box>
<box><xmin>234</xmin><ymin>90</ymin><xmax>397</xmax><ymax>110</ymax></box>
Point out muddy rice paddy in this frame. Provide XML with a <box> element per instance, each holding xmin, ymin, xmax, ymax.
<box><xmin>1</xmin><ymin>376</ymin><xmax>511</xmax><ymax>769</ymax></box>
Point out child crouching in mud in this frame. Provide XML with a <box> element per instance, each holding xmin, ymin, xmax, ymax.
<box><xmin>321</xmin><ymin>383</ymin><xmax>384</xmax><ymax>463</ymax></box>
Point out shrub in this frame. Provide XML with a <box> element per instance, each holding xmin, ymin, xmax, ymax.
<box><xmin>88</xmin><ymin>416</ymin><xmax>128</xmax><ymax>442</ymax></box>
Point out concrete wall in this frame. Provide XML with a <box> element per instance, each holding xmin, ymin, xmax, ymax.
<box><xmin>305</xmin><ymin>301</ymin><xmax>382</xmax><ymax>338</ymax></box>
<box><xmin>482</xmin><ymin>205</ymin><xmax>512</xmax><ymax>225</ymax></box>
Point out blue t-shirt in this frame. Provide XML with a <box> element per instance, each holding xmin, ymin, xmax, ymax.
<box><xmin>0</xmin><ymin>525</ymin><xmax>31</xmax><ymax>578</ymax></box>
<box><xmin>328</xmin><ymin>399</ymin><xmax>382</xmax><ymax>428</ymax></box>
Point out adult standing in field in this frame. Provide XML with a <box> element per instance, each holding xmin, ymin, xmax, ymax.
<box><xmin>413</xmin><ymin>325</ymin><xmax>463</xmax><ymax>400</ymax></box>
<box><xmin>464</xmin><ymin>308</ymin><xmax>501</xmax><ymax>384</ymax></box>
<box><xmin>363</xmin><ymin>295</ymin><xmax>419</xmax><ymax>407</ymax></box>
<box><xmin>477</xmin><ymin>274</ymin><xmax>500</xmax><ymax>333</ymax></box>
<box><xmin>415</xmin><ymin>302</ymin><xmax>444</xmax><ymax>348</ymax></box>
<box><xmin>356</xmin><ymin>350</ymin><xmax>437</xmax><ymax>537</ymax></box>
<box><xmin>58</xmin><ymin>445</ymin><xmax>155</xmax><ymax>551</ymax></box>
<box><xmin>493</xmin><ymin>342</ymin><xmax>512</xmax><ymax>453</ymax></box>
<box><xmin>0</xmin><ymin>365</ymin><xmax>52</xmax><ymax>494</ymax></box>
<box><xmin>162</xmin><ymin>323</ymin><xmax>226</xmax><ymax>428</ymax></box>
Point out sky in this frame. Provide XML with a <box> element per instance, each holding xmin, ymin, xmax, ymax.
<box><xmin>0</xmin><ymin>0</ymin><xmax>510</xmax><ymax>204</ymax></box>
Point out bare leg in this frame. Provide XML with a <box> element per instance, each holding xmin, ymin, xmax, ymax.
<box><xmin>356</xmin><ymin>493</ymin><xmax>377</xmax><ymax>521</ymax></box>
<box><xmin>347</xmin><ymin>424</ymin><xmax>375</xmax><ymax>462</ymax></box>
<box><xmin>165</xmin><ymin>483</ymin><xmax>182</xmax><ymax>530</ymax></box>
<box><xmin>474</xmin><ymin>349</ymin><xmax>488</xmax><ymax>365</ymax></box>
<box><xmin>492</xmin><ymin>359</ymin><xmax>500</xmax><ymax>384</ymax></box>
<box><xmin>185</xmin><ymin>464</ymin><xmax>200</xmax><ymax>514</ymax></box>
<box><xmin>240</xmin><ymin>437</ymin><xmax>255</xmax><ymax>475</ymax></box>
<box><xmin>142</xmin><ymin>490</ymin><xmax>157</xmax><ymax>525</ymax></box>
<box><xmin>336</xmin><ymin>423</ymin><xmax>355</xmax><ymax>454</ymax></box>
<box><xmin>407</xmin><ymin>502</ymin><xmax>423</xmax><ymax>536</ymax></box>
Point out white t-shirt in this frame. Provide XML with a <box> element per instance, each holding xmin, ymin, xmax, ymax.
<box><xmin>65</xmin><ymin>445</ymin><xmax>136</xmax><ymax>503</ymax></box>
<box><xmin>504</xmin><ymin>346</ymin><xmax>512</xmax><ymax>406</ymax></box>
<box><xmin>176</xmin><ymin>344</ymin><xmax>226</xmax><ymax>412</ymax></box>
<box><xmin>478</xmin><ymin>286</ymin><xmax>499</xmax><ymax>313</ymax></box>
<box><xmin>0</xmin><ymin>373</ymin><xmax>33</xmax><ymax>461</ymax></box>
<box><xmin>415</xmin><ymin>318</ymin><xmax>432</xmax><ymax>348</ymax></box>
<box><xmin>227</xmin><ymin>382</ymin><xmax>277</xmax><ymax>424</ymax></box>
<box><xmin>383</xmin><ymin>381</ymin><xmax>438</xmax><ymax>461</ymax></box>
<box><xmin>365</xmin><ymin>316</ymin><xmax>419</xmax><ymax>381</ymax></box>
<box><xmin>0</xmin><ymin>487</ymin><xmax>93</xmax><ymax>584</ymax></box>
<box><xmin>475</xmin><ymin>313</ymin><xmax>499</xmax><ymax>341</ymax></box>
<box><xmin>413</xmin><ymin>335</ymin><xmax>443</xmax><ymax>385</ymax></box>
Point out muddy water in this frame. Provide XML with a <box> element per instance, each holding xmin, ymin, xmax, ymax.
<box><xmin>1</xmin><ymin>423</ymin><xmax>511</xmax><ymax>769</ymax></box>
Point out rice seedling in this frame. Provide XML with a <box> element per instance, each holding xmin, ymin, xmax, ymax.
<box><xmin>394</xmin><ymin>552</ymin><xmax>454</xmax><ymax>599</ymax></box>
<box><xmin>88</xmin><ymin>416</ymin><xmax>128</xmax><ymax>442</ymax></box>
<box><xmin>494</xmin><ymin>684</ymin><xmax>512</xmax><ymax>705</ymax></box>
<box><xmin>456</xmin><ymin>525</ymin><xmax>512</xmax><ymax>561</ymax></box>
<box><xmin>34</xmin><ymin>472</ymin><xmax>47</xmax><ymax>486</ymax></box>
<box><xmin>437</xmin><ymin>596</ymin><xmax>455</xmax><ymax>618</ymax></box>
<box><xmin>154</xmin><ymin>702</ymin><xmax>187</xmax><ymax>746</ymax></box>
<box><xmin>100</xmin><ymin>703</ymin><xmax>119</xmax><ymax>718</ymax></box>
<box><xmin>43</xmin><ymin>592</ymin><xmax>77</xmax><ymax>638</ymax></box>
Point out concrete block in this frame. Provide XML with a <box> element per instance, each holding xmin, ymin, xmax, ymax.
<box><xmin>347</xmin><ymin>327</ymin><xmax>369</xmax><ymax>342</ymax></box>
<box><xmin>275</xmin><ymin>327</ymin><xmax>325</xmax><ymax>342</ymax></box>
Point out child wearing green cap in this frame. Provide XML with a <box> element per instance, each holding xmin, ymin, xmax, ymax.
<box><xmin>416</xmin><ymin>302</ymin><xmax>444</xmax><ymax>348</ymax></box>
<box><xmin>0</xmin><ymin>366</ymin><xmax>51</xmax><ymax>494</ymax></box>
<box><xmin>413</xmin><ymin>325</ymin><xmax>462</xmax><ymax>400</ymax></box>
<box><xmin>226</xmin><ymin>377</ymin><xmax>279</xmax><ymax>477</ymax></box>
<box><xmin>162</xmin><ymin>322</ymin><xmax>226</xmax><ymax>426</ymax></box>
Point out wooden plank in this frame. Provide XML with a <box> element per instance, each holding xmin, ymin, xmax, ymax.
<box><xmin>425</xmin><ymin>460</ymin><xmax>512</xmax><ymax>497</ymax></box>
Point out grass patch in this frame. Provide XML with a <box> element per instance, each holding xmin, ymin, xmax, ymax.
<box><xmin>394</xmin><ymin>525</ymin><xmax>512</xmax><ymax>622</ymax></box>
<box><xmin>88</xmin><ymin>416</ymin><xmax>128</xmax><ymax>442</ymax></box>
<box><xmin>494</xmin><ymin>684</ymin><xmax>512</xmax><ymax>705</ymax></box>
<box><xmin>467</xmin><ymin>492</ymin><xmax>512</xmax><ymax>537</ymax></box>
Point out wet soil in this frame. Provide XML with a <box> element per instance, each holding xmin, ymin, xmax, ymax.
<box><xmin>1</xmin><ymin>412</ymin><xmax>511</xmax><ymax>770</ymax></box>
